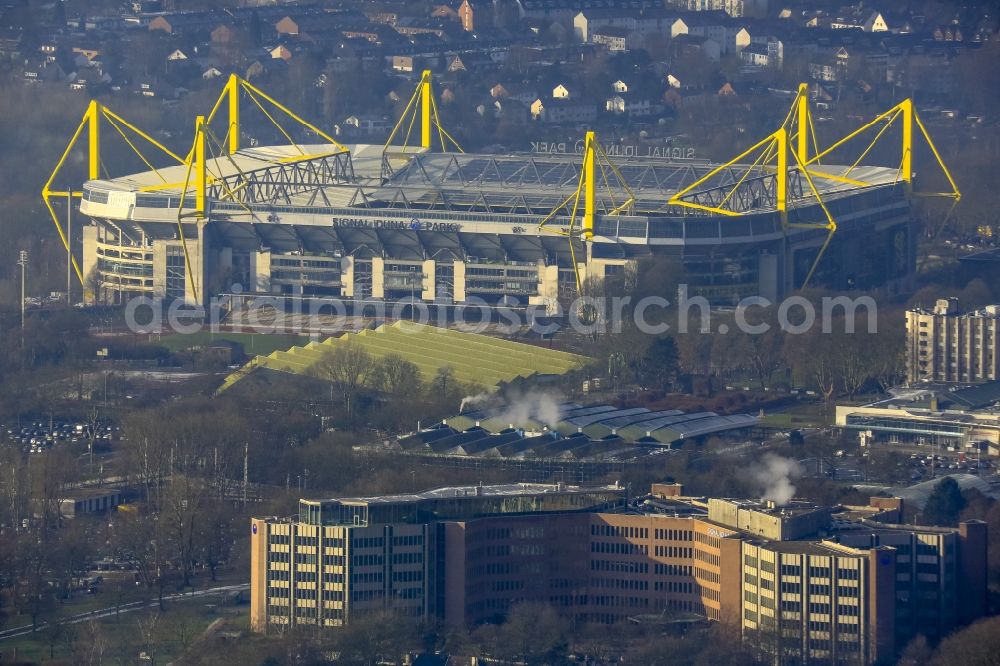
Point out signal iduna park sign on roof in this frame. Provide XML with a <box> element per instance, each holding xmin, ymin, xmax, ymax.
<box><xmin>530</xmin><ymin>140</ymin><xmax>696</xmax><ymax>159</ymax></box>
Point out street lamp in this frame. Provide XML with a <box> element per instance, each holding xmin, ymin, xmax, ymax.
<box><xmin>17</xmin><ymin>250</ymin><xmax>28</xmax><ymax>349</ymax></box>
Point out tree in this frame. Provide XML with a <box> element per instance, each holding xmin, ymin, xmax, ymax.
<box><xmin>922</xmin><ymin>477</ymin><xmax>966</xmax><ymax>527</ymax></box>
<box><xmin>370</xmin><ymin>353</ymin><xmax>420</xmax><ymax>396</ymax></box>
<box><xmin>640</xmin><ymin>335</ymin><xmax>679</xmax><ymax>391</ymax></box>
<box><xmin>930</xmin><ymin>615</ymin><xmax>1000</xmax><ymax>665</ymax></box>
<box><xmin>898</xmin><ymin>634</ymin><xmax>932</xmax><ymax>666</ymax></box>
<box><xmin>311</xmin><ymin>341</ymin><xmax>374</xmax><ymax>417</ymax></box>
<box><xmin>330</xmin><ymin>610</ymin><xmax>418</xmax><ymax>666</ymax></box>
<box><xmin>492</xmin><ymin>602</ymin><xmax>569</xmax><ymax>666</ymax></box>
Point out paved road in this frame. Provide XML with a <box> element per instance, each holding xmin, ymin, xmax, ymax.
<box><xmin>0</xmin><ymin>583</ymin><xmax>249</xmax><ymax>640</ymax></box>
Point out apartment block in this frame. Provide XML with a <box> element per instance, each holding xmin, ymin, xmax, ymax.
<box><xmin>906</xmin><ymin>298</ymin><xmax>1000</xmax><ymax>383</ymax></box>
<box><xmin>250</xmin><ymin>483</ymin><xmax>987</xmax><ymax>663</ymax></box>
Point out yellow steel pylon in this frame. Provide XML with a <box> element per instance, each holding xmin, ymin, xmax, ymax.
<box><xmin>537</xmin><ymin>131</ymin><xmax>635</xmax><ymax>292</ymax></box>
<box><xmin>668</xmin><ymin>83</ymin><xmax>960</xmax><ymax>289</ymax></box>
<box><xmin>668</xmin><ymin>91</ymin><xmax>837</xmax><ymax>289</ymax></box>
<box><xmin>384</xmin><ymin>70</ymin><xmax>463</xmax><ymax>154</ymax></box>
<box><xmin>42</xmin><ymin>100</ymin><xmax>186</xmax><ymax>287</ymax></box>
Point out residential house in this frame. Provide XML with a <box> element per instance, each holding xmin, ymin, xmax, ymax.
<box><xmin>211</xmin><ymin>23</ymin><xmax>240</xmax><ymax>45</ymax></box>
<box><xmin>531</xmin><ymin>96</ymin><xmax>596</xmax><ymax>123</ymax></box>
<box><xmin>136</xmin><ymin>80</ymin><xmax>177</xmax><ymax>99</ymax></box>
<box><xmin>491</xmin><ymin>82</ymin><xmax>537</xmax><ymax>105</ymax></box>
<box><xmin>740</xmin><ymin>42</ymin><xmax>771</xmax><ymax>67</ymax></box>
<box><xmin>148</xmin><ymin>11</ymin><xmax>221</xmax><ymax>35</ymax></box>
<box><xmin>672</xmin><ymin>32</ymin><xmax>722</xmax><ymax>61</ymax></box>
<box><xmin>458</xmin><ymin>0</ymin><xmax>475</xmax><ymax>32</ymax></box>
<box><xmin>391</xmin><ymin>55</ymin><xmax>415</xmax><ymax>72</ymax></box>
<box><xmin>668</xmin><ymin>0</ymin><xmax>768</xmax><ymax>19</ymax></box>
<box><xmin>448</xmin><ymin>52</ymin><xmax>495</xmax><ymax>73</ymax></box>
<box><xmin>552</xmin><ymin>83</ymin><xmax>571</xmax><ymax>99</ymax></box>
<box><xmin>432</xmin><ymin>5</ymin><xmax>459</xmax><ymax>21</ymax></box>
<box><xmin>395</xmin><ymin>18</ymin><xmax>450</xmax><ymax>38</ymax></box>
<box><xmin>573</xmin><ymin>9</ymin><xmax>636</xmax><ymax>42</ymax></box>
<box><xmin>809</xmin><ymin>58</ymin><xmax>839</xmax><ymax>82</ymax></box>
<box><xmin>342</xmin><ymin>114</ymin><xmax>392</xmax><ymax>137</ymax></box>
<box><xmin>269</xmin><ymin>44</ymin><xmax>293</xmax><ymax>62</ymax></box>
<box><xmin>862</xmin><ymin>11</ymin><xmax>888</xmax><ymax>33</ymax></box>
<box><xmin>605</xmin><ymin>93</ymin><xmax>655</xmax><ymax>116</ymax></box>
<box><xmin>831</xmin><ymin>11</ymin><xmax>888</xmax><ymax>33</ymax></box>
<box><xmin>573</xmin><ymin>8</ymin><xmax>676</xmax><ymax>43</ymax></box>
<box><xmin>71</xmin><ymin>46</ymin><xmax>101</xmax><ymax>65</ymax></box>
<box><xmin>591</xmin><ymin>26</ymin><xmax>642</xmax><ymax>52</ymax></box>
<box><xmin>530</xmin><ymin>97</ymin><xmax>545</xmax><ymax>119</ymax></box>
<box><xmin>496</xmin><ymin>99</ymin><xmax>529</xmax><ymax>124</ymax></box>
<box><xmin>933</xmin><ymin>25</ymin><xmax>964</xmax><ymax>41</ymax></box>
<box><xmin>671</xmin><ymin>12</ymin><xmax>750</xmax><ymax>55</ymax></box>
<box><xmin>70</xmin><ymin>68</ymin><xmax>112</xmax><ymax>92</ymax></box>
<box><xmin>274</xmin><ymin>10</ymin><xmax>366</xmax><ymax>38</ymax></box>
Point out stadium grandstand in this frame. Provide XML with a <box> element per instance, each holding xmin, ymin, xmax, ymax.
<box><xmin>46</xmin><ymin>73</ymin><xmax>959</xmax><ymax>312</ymax></box>
<box><xmin>216</xmin><ymin>320</ymin><xmax>586</xmax><ymax>394</ymax></box>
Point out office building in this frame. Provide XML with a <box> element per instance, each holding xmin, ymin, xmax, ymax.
<box><xmin>250</xmin><ymin>483</ymin><xmax>987</xmax><ymax>663</ymax></box>
<box><xmin>906</xmin><ymin>298</ymin><xmax>1000</xmax><ymax>384</ymax></box>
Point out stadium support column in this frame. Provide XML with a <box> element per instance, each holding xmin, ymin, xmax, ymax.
<box><xmin>796</xmin><ymin>83</ymin><xmax>809</xmax><ymax>164</ymax></box>
<box><xmin>583</xmin><ymin>131</ymin><xmax>595</xmax><ymax>241</ymax></box>
<box><xmin>776</xmin><ymin>127</ymin><xmax>788</xmax><ymax>216</ymax></box>
<box><xmin>195</xmin><ymin>115</ymin><xmax>207</xmax><ymax>216</ymax></box>
<box><xmin>193</xmin><ymin>115</ymin><xmax>208</xmax><ymax>305</ymax></box>
<box><xmin>422</xmin><ymin>259</ymin><xmax>435</xmax><ymax>300</ymax></box>
<box><xmin>453</xmin><ymin>262</ymin><xmax>466</xmax><ymax>302</ymax></box>
<box><xmin>341</xmin><ymin>256</ymin><xmax>354</xmax><ymax>298</ymax></box>
<box><xmin>227</xmin><ymin>74</ymin><xmax>240</xmax><ymax>154</ymax></box>
<box><xmin>87</xmin><ymin>100</ymin><xmax>100</xmax><ymax>180</ymax></box>
<box><xmin>421</xmin><ymin>70</ymin><xmax>432</xmax><ymax>150</ymax></box>
<box><xmin>900</xmin><ymin>98</ymin><xmax>913</xmax><ymax>189</ymax></box>
<box><xmin>371</xmin><ymin>257</ymin><xmax>385</xmax><ymax>299</ymax></box>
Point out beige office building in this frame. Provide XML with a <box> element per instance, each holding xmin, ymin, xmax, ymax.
<box><xmin>250</xmin><ymin>484</ymin><xmax>987</xmax><ymax>664</ymax></box>
<box><xmin>906</xmin><ymin>298</ymin><xmax>1000</xmax><ymax>383</ymax></box>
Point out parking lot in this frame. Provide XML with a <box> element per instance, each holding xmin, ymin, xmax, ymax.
<box><xmin>3</xmin><ymin>417</ymin><xmax>121</xmax><ymax>455</ymax></box>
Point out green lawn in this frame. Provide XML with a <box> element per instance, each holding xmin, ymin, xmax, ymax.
<box><xmin>156</xmin><ymin>331</ymin><xmax>311</xmax><ymax>356</ymax></box>
<box><xmin>0</xmin><ymin>592</ymin><xmax>247</xmax><ymax>664</ymax></box>
<box><xmin>761</xmin><ymin>402</ymin><xmax>832</xmax><ymax>429</ymax></box>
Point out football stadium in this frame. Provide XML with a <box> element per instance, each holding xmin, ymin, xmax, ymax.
<box><xmin>45</xmin><ymin>74</ymin><xmax>959</xmax><ymax>311</ymax></box>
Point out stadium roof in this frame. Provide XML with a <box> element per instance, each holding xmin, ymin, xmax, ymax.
<box><xmin>85</xmin><ymin>141</ymin><xmax>905</xmax><ymax>219</ymax></box>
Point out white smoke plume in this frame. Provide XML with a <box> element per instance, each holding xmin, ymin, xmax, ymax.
<box><xmin>459</xmin><ymin>392</ymin><xmax>494</xmax><ymax>413</ymax></box>
<box><xmin>496</xmin><ymin>390</ymin><xmax>564</xmax><ymax>430</ymax></box>
<box><xmin>753</xmin><ymin>454</ymin><xmax>802</xmax><ymax>506</ymax></box>
<box><xmin>459</xmin><ymin>390</ymin><xmax>564</xmax><ymax>429</ymax></box>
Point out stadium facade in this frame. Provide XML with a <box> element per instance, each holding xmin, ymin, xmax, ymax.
<box><xmin>51</xmin><ymin>76</ymin><xmax>958</xmax><ymax>310</ymax></box>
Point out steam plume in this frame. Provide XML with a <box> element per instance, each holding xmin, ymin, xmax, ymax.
<box><xmin>459</xmin><ymin>392</ymin><xmax>493</xmax><ymax>413</ymax></box>
<box><xmin>459</xmin><ymin>390</ymin><xmax>564</xmax><ymax>429</ymax></box>
<box><xmin>753</xmin><ymin>454</ymin><xmax>802</xmax><ymax>506</ymax></box>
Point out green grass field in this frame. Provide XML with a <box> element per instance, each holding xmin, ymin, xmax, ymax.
<box><xmin>761</xmin><ymin>402</ymin><xmax>831</xmax><ymax>429</ymax></box>
<box><xmin>0</xmin><ymin>592</ymin><xmax>249</xmax><ymax>664</ymax></box>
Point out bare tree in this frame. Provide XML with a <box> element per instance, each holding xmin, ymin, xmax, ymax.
<box><xmin>370</xmin><ymin>353</ymin><xmax>420</xmax><ymax>396</ymax></box>
<box><xmin>311</xmin><ymin>341</ymin><xmax>375</xmax><ymax>417</ymax></box>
